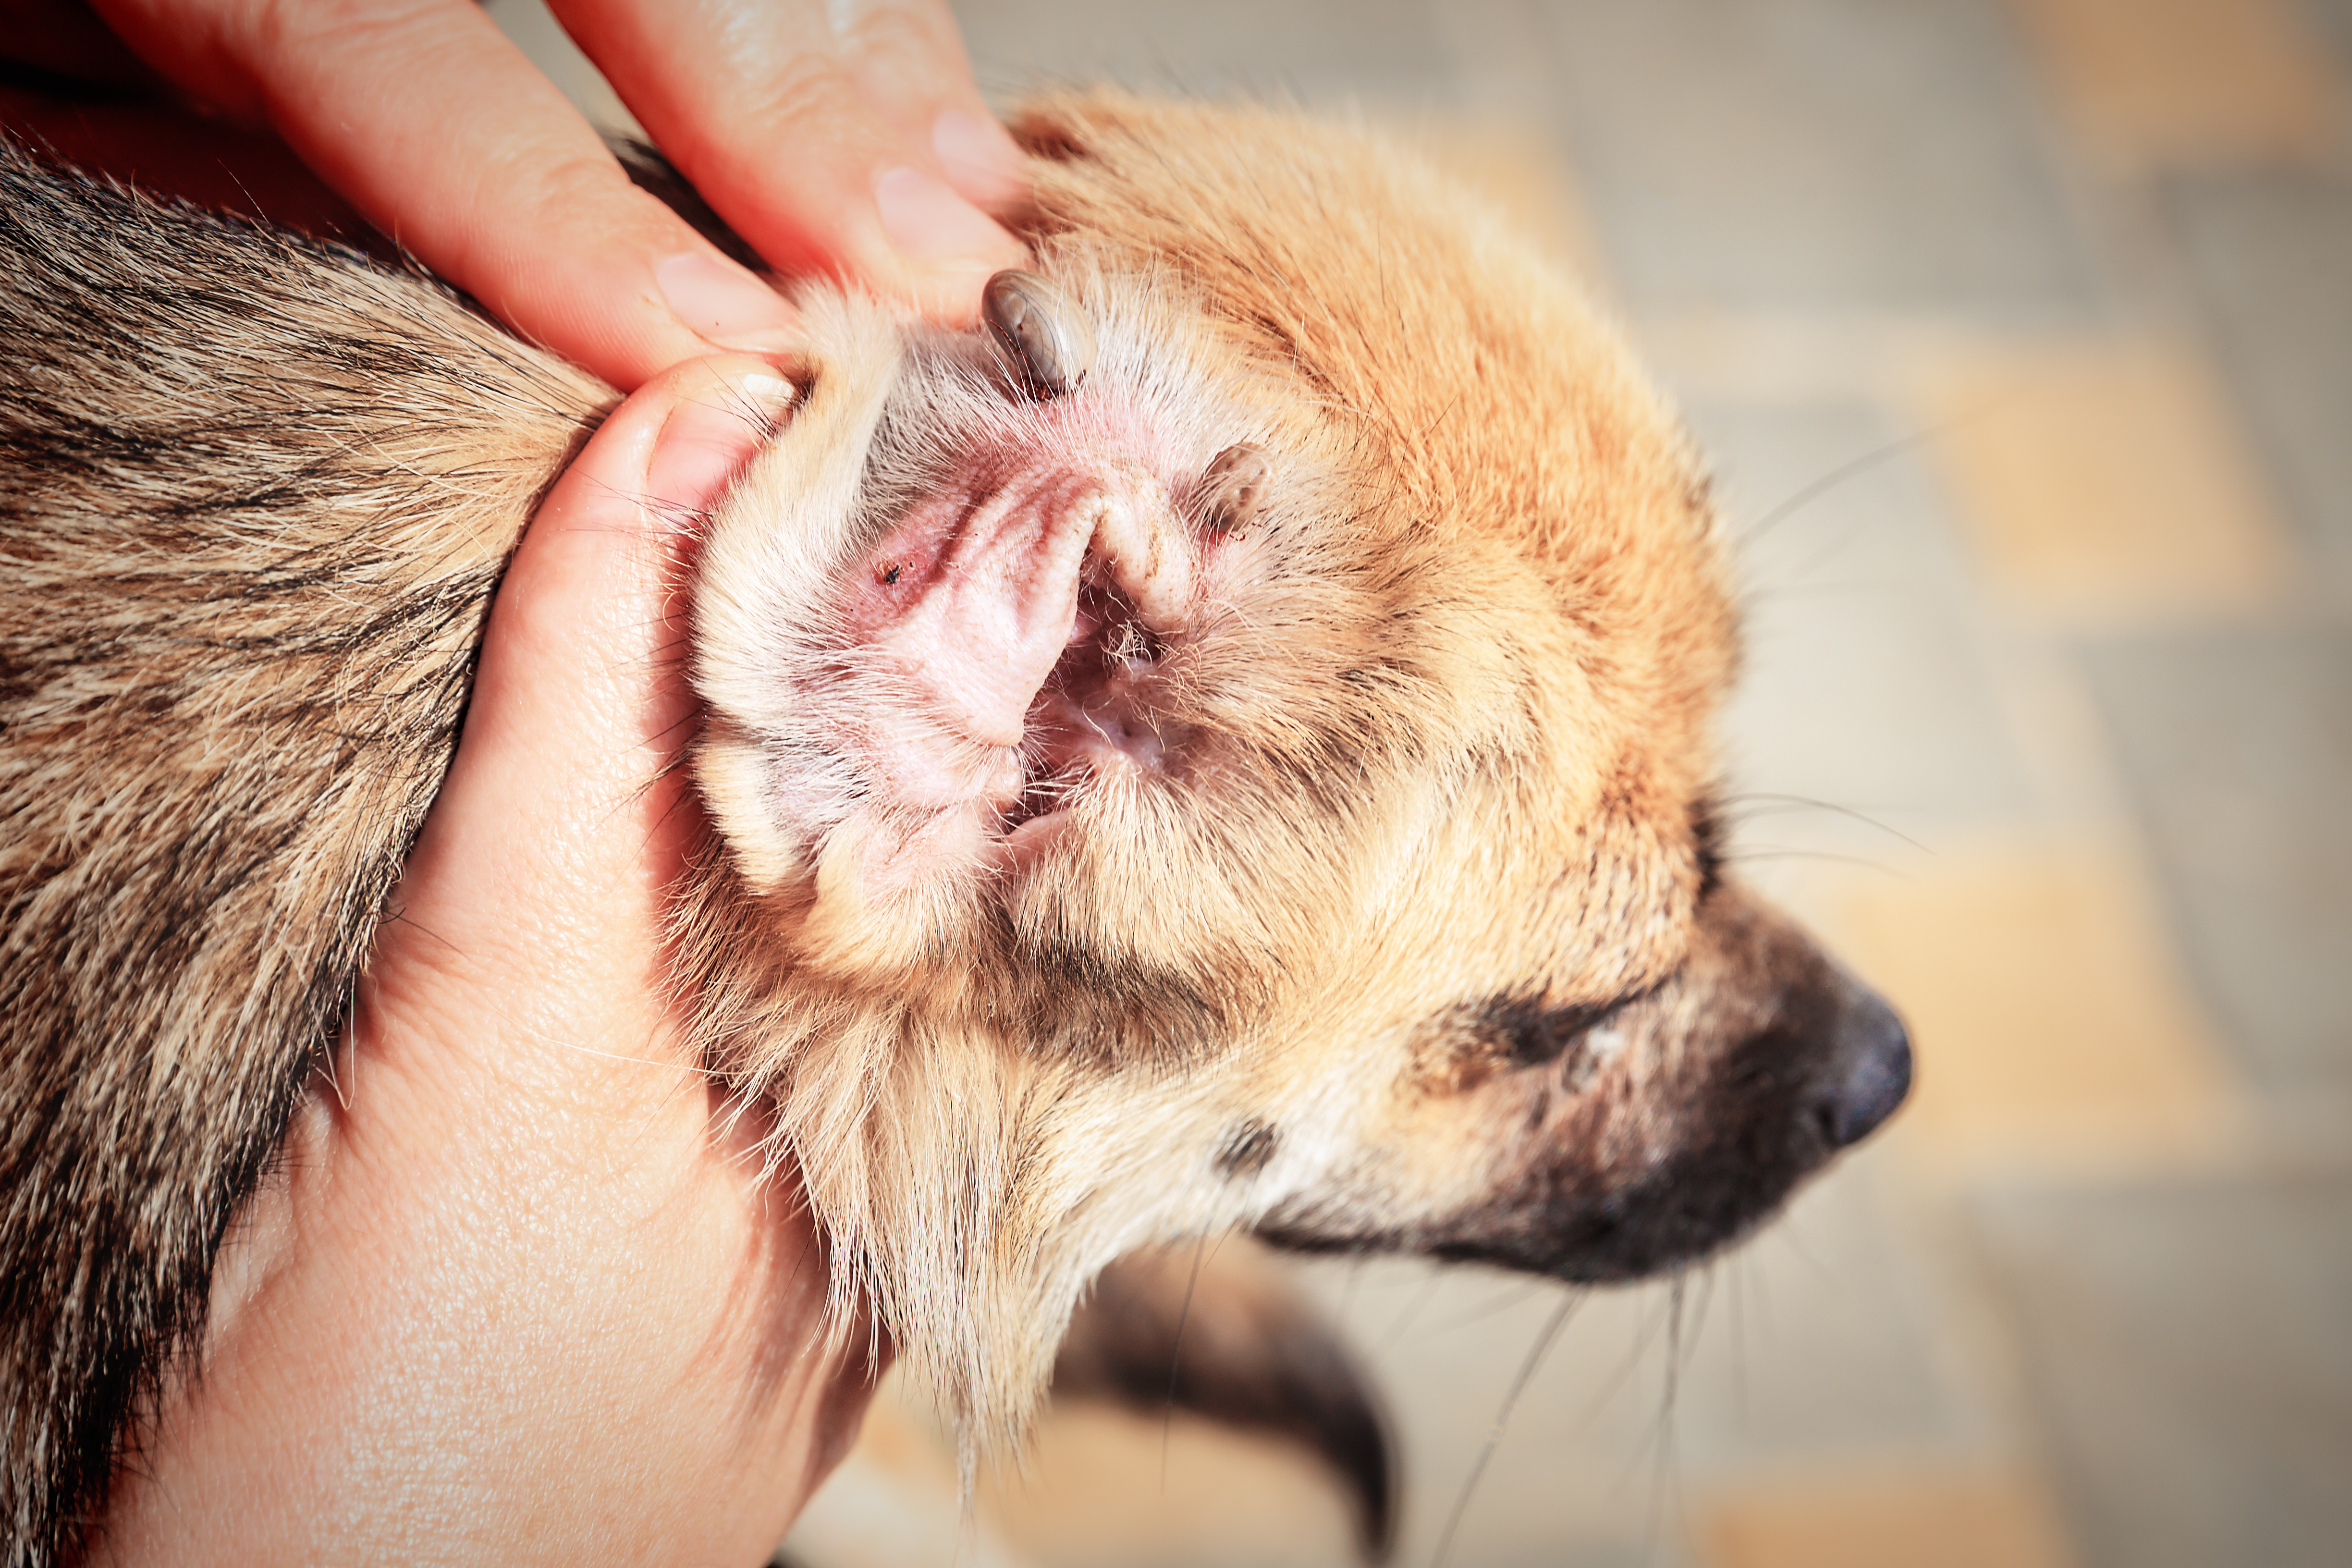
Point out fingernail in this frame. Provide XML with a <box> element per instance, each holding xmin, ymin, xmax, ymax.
<box><xmin>647</xmin><ymin>371</ymin><xmax>790</xmax><ymax>516</ymax></box>
<box><xmin>931</xmin><ymin>110</ymin><xmax>1027</xmax><ymax>206</ymax></box>
<box><xmin>657</xmin><ymin>251</ymin><xmax>800</xmax><ymax>352</ymax></box>
<box><xmin>874</xmin><ymin>165</ymin><xmax>1022</xmax><ymax>268</ymax></box>
<box><xmin>740</xmin><ymin>372</ymin><xmax>796</xmax><ymax>420</ymax></box>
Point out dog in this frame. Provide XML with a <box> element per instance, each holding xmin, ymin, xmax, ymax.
<box><xmin>0</xmin><ymin>92</ymin><xmax>1911</xmax><ymax>1565</ymax></box>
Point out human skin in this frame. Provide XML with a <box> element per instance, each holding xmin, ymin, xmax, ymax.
<box><xmin>88</xmin><ymin>359</ymin><xmax>881</xmax><ymax>1565</ymax></box>
<box><xmin>0</xmin><ymin>0</ymin><xmax>1031</xmax><ymax>387</ymax></box>
<box><xmin>3</xmin><ymin>9</ymin><xmax>991</xmax><ymax>1549</ymax></box>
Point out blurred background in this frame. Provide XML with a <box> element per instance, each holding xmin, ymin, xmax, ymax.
<box><xmin>499</xmin><ymin>1</ymin><xmax>2352</xmax><ymax>1564</ymax></box>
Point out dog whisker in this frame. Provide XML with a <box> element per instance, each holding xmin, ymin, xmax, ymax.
<box><xmin>1577</xmin><ymin>1288</ymin><xmax>1679</xmax><ymax>1447</ymax></box>
<box><xmin>1721</xmin><ymin>846</ymin><xmax>1910</xmax><ymax>878</ymax></box>
<box><xmin>1726</xmin><ymin>1253</ymin><xmax>1753</xmax><ymax>1431</ymax></box>
<box><xmin>1642</xmin><ymin>1273</ymin><xmax>1694</xmax><ymax>1566</ymax></box>
<box><xmin>1161</xmin><ymin>1233</ymin><xmax>1214</xmax><ymax>1492</ymax></box>
<box><xmin>1731</xmin><ymin>423</ymin><xmax>1943</xmax><ymax>551</ymax></box>
<box><xmin>1428</xmin><ymin>1288</ymin><xmax>1583</xmax><ymax>1568</ymax></box>
<box><xmin>1425</xmin><ymin>1277</ymin><xmax>1547</xmax><ymax>1335</ymax></box>
<box><xmin>1375</xmin><ymin>1267</ymin><xmax>1446</xmax><ymax>1351</ymax></box>
<box><xmin>1719</xmin><ymin>792</ymin><xmax>1932</xmax><ymax>853</ymax></box>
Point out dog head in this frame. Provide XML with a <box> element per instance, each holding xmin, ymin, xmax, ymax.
<box><xmin>677</xmin><ymin>94</ymin><xmax>1910</xmax><ymax>1441</ymax></box>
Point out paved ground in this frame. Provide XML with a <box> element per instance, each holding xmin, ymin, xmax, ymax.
<box><xmin>497</xmin><ymin>2</ymin><xmax>2352</xmax><ymax>1563</ymax></box>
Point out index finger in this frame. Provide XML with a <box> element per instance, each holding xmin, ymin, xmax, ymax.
<box><xmin>97</xmin><ymin>0</ymin><xmax>804</xmax><ymax>388</ymax></box>
<box><xmin>552</xmin><ymin>0</ymin><xmax>1030</xmax><ymax>325</ymax></box>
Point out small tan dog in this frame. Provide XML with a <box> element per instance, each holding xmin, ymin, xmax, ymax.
<box><xmin>0</xmin><ymin>93</ymin><xmax>1908</xmax><ymax>1565</ymax></box>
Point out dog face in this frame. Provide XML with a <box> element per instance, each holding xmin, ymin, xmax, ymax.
<box><xmin>675</xmin><ymin>94</ymin><xmax>1909</xmax><ymax>1439</ymax></box>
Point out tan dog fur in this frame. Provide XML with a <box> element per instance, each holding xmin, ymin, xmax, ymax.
<box><xmin>0</xmin><ymin>92</ymin><xmax>1906</xmax><ymax>1566</ymax></box>
<box><xmin>674</xmin><ymin>96</ymin><xmax>1732</xmax><ymax>1449</ymax></box>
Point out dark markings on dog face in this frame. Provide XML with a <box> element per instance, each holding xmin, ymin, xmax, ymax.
<box><xmin>1434</xmin><ymin>892</ymin><xmax>1910</xmax><ymax>1283</ymax></box>
<box><xmin>1214</xmin><ymin>1117</ymin><xmax>1279</xmax><ymax>1178</ymax></box>
<box><xmin>1486</xmin><ymin>992</ymin><xmax>1638</xmax><ymax>1078</ymax></box>
<box><xmin>1412</xmin><ymin>986</ymin><xmax>1648</xmax><ymax>1100</ymax></box>
<box><xmin>1267</xmin><ymin>886</ymin><xmax>1911</xmax><ymax>1285</ymax></box>
<box><xmin>1007</xmin><ymin>919</ymin><xmax>1237</xmax><ymax>1069</ymax></box>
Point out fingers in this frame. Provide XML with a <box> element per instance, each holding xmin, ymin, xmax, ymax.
<box><xmin>551</xmin><ymin>0</ymin><xmax>1028</xmax><ymax>325</ymax></box>
<box><xmin>828</xmin><ymin>0</ymin><xmax>1029</xmax><ymax>210</ymax></box>
<box><xmin>93</xmin><ymin>0</ymin><xmax>803</xmax><ymax>388</ymax></box>
<box><xmin>99</xmin><ymin>356</ymin><xmax>861</xmax><ymax>1560</ymax></box>
<box><xmin>389</xmin><ymin>355</ymin><xmax>790</xmax><ymax>1033</ymax></box>
<box><xmin>461</xmin><ymin>355</ymin><xmax>786</xmax><ymax>807</ymax></box>
<box><xmin>80</xmin><ymin>0</ymin><xmax>1034</xmax><ymax>376</ymax></box>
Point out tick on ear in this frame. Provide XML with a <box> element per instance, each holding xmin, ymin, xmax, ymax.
<box><xmin>983</xmin><ymin>269</ymin><xmax>1096</xmax><ymax>401</ymax></box>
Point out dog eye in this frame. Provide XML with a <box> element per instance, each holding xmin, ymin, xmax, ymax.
<box><xmin>1479</xmin><ymin>992</ymin><xmax>1642</xmax><ymax>1079</ymax></box>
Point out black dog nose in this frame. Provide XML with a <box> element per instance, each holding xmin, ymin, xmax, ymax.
<box><xmin>1814</xmin><ymin>988</ymin><xmax>1912</xmax><ymax>1149</ymax></box>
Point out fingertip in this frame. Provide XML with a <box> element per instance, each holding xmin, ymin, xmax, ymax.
<box><xmin>655</xmin><ymin>251</ymin><xmax>804</xmax><ymax>356</ymax></box>
<box><xmin>475</xmin><ymin>355</ymin><xmax>786</xmax><ymax>778</ymax></box>
<box><xmin>870</xmin><ymin>165</ymin><xmax>1030</xmax><ymax>322</ymax></box>
<box><xmin>930</xmin><ymin>109</ymin><xmax>1028</xmax><ymax>209</ymax></box>
<box><xmin>507</xmin><ymin>354</ymin><xmax>787</xmax><ymax>633</ymax></box>
<box><xmin>643</xmin><ymin>359</ymin><xmax>797</xmax><ymax>526</ymax></box>
<box><xmin>555</xmin><ymin>355</ymin><xmax>792</xmax><ymax>547</ymax></box>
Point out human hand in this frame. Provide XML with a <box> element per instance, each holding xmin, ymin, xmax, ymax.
<box><xmin>2</xmin><ymin>0</ymin><xmax>1029</xmax><ymax>388</ymax></box>
<box><xmin>91</xmin><ymin>358</ymin><xmax>879</xmax><ymax>1566</ymax></box>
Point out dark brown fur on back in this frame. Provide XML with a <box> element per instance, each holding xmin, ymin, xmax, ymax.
<box><xmin>0</xmin><ymin>141</ymin><xmax>605</xmax><ymax>1562</ymax></box>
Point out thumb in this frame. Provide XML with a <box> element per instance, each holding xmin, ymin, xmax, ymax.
<box><xmin>379</xmin><ymin>355</ymin><xmax>791</xmax><ymax>1063</ymax></box>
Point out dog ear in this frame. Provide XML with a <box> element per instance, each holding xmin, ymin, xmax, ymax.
<box><xmin>1052</xmin><ymin>1240</ymin><xmax>1395</xmax><ymax>1560</ymax></box>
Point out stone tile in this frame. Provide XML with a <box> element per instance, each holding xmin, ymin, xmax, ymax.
<box><xmin>785</xmin><ymin>1391</ymin><xmax>1029</xmax><ymax>1568</ymax></box>
<box><xmin>1409</xmin><ymin>121</ymin><xmax>1614</xmax><ymax>295</ymax></box>
<box><xmin>2003</xmin><ymin>0</ymin><xmax>2345</xmax><ymax>171</ymax></box>
<box><xmin>1829</xmin><ymin>842</ymin><xmax>2245</xmax><ymax>1176</ymax></box>
<box><xmin>1969</xmin><ymin>1173</ymin><xmax>2352</xmax><ymax>1568</ymax></box>
<box><xmin>1696</xmin><ymin>1467</ymin><xmax>2080</xmax><ymax>1568</ymax></box>
<box><xmin>1534</xmin><ymin>0</ymin><xmax>2099</xmax><ymax>318</ymax></box>
<box><xmin>484</xmin><ymin>0</ymin><xmax>641</xmax><ymax>134</ymax></box>
<box><xmin>1909</xmin><ymin>339</ymin><xmax>2293</xmax><ymax>624</ymax></box>
<box><xmin>1293</xmin><ymin>1141</ymin><xmax>1990</xmax><ymax>1568</ymax></box>
<box><xmin>983</xmin><ymin>1405</ymin><xmax>1360</xmax><ymax>1568</ymax></box>
<box><xmin>2166</xmin><ymin>172</ymin><xmax>2352</xmax><ymax>606</ymax></box>
<box><xmin>2298</xmin><ymin>0</ymin><xmax>2352</xmax><ymax>75</ymax></box>
<box><xmin>1685</xmin><ymin>402</ymin><xmax>2040</xmax><ymax>832</ymax></box>
<box><xmin>796</xmin><ymin>1384</ymin><xmax>1366</xmax><ymax>1568</ymax></box>
<box><xmin>954</xmin><ymin>0</ymin><xmax>1458</xmax><ymax>111</ymax></box>
<box><xmin>1666</xmin><ymin>1143</ymin><xmax>1997</xmax><ymax>1468</ymax></box>
<box><xmin>2079</xmin><ymin>626</ymin><xmax>2352</xmax><ymax>1093</ymax></box>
